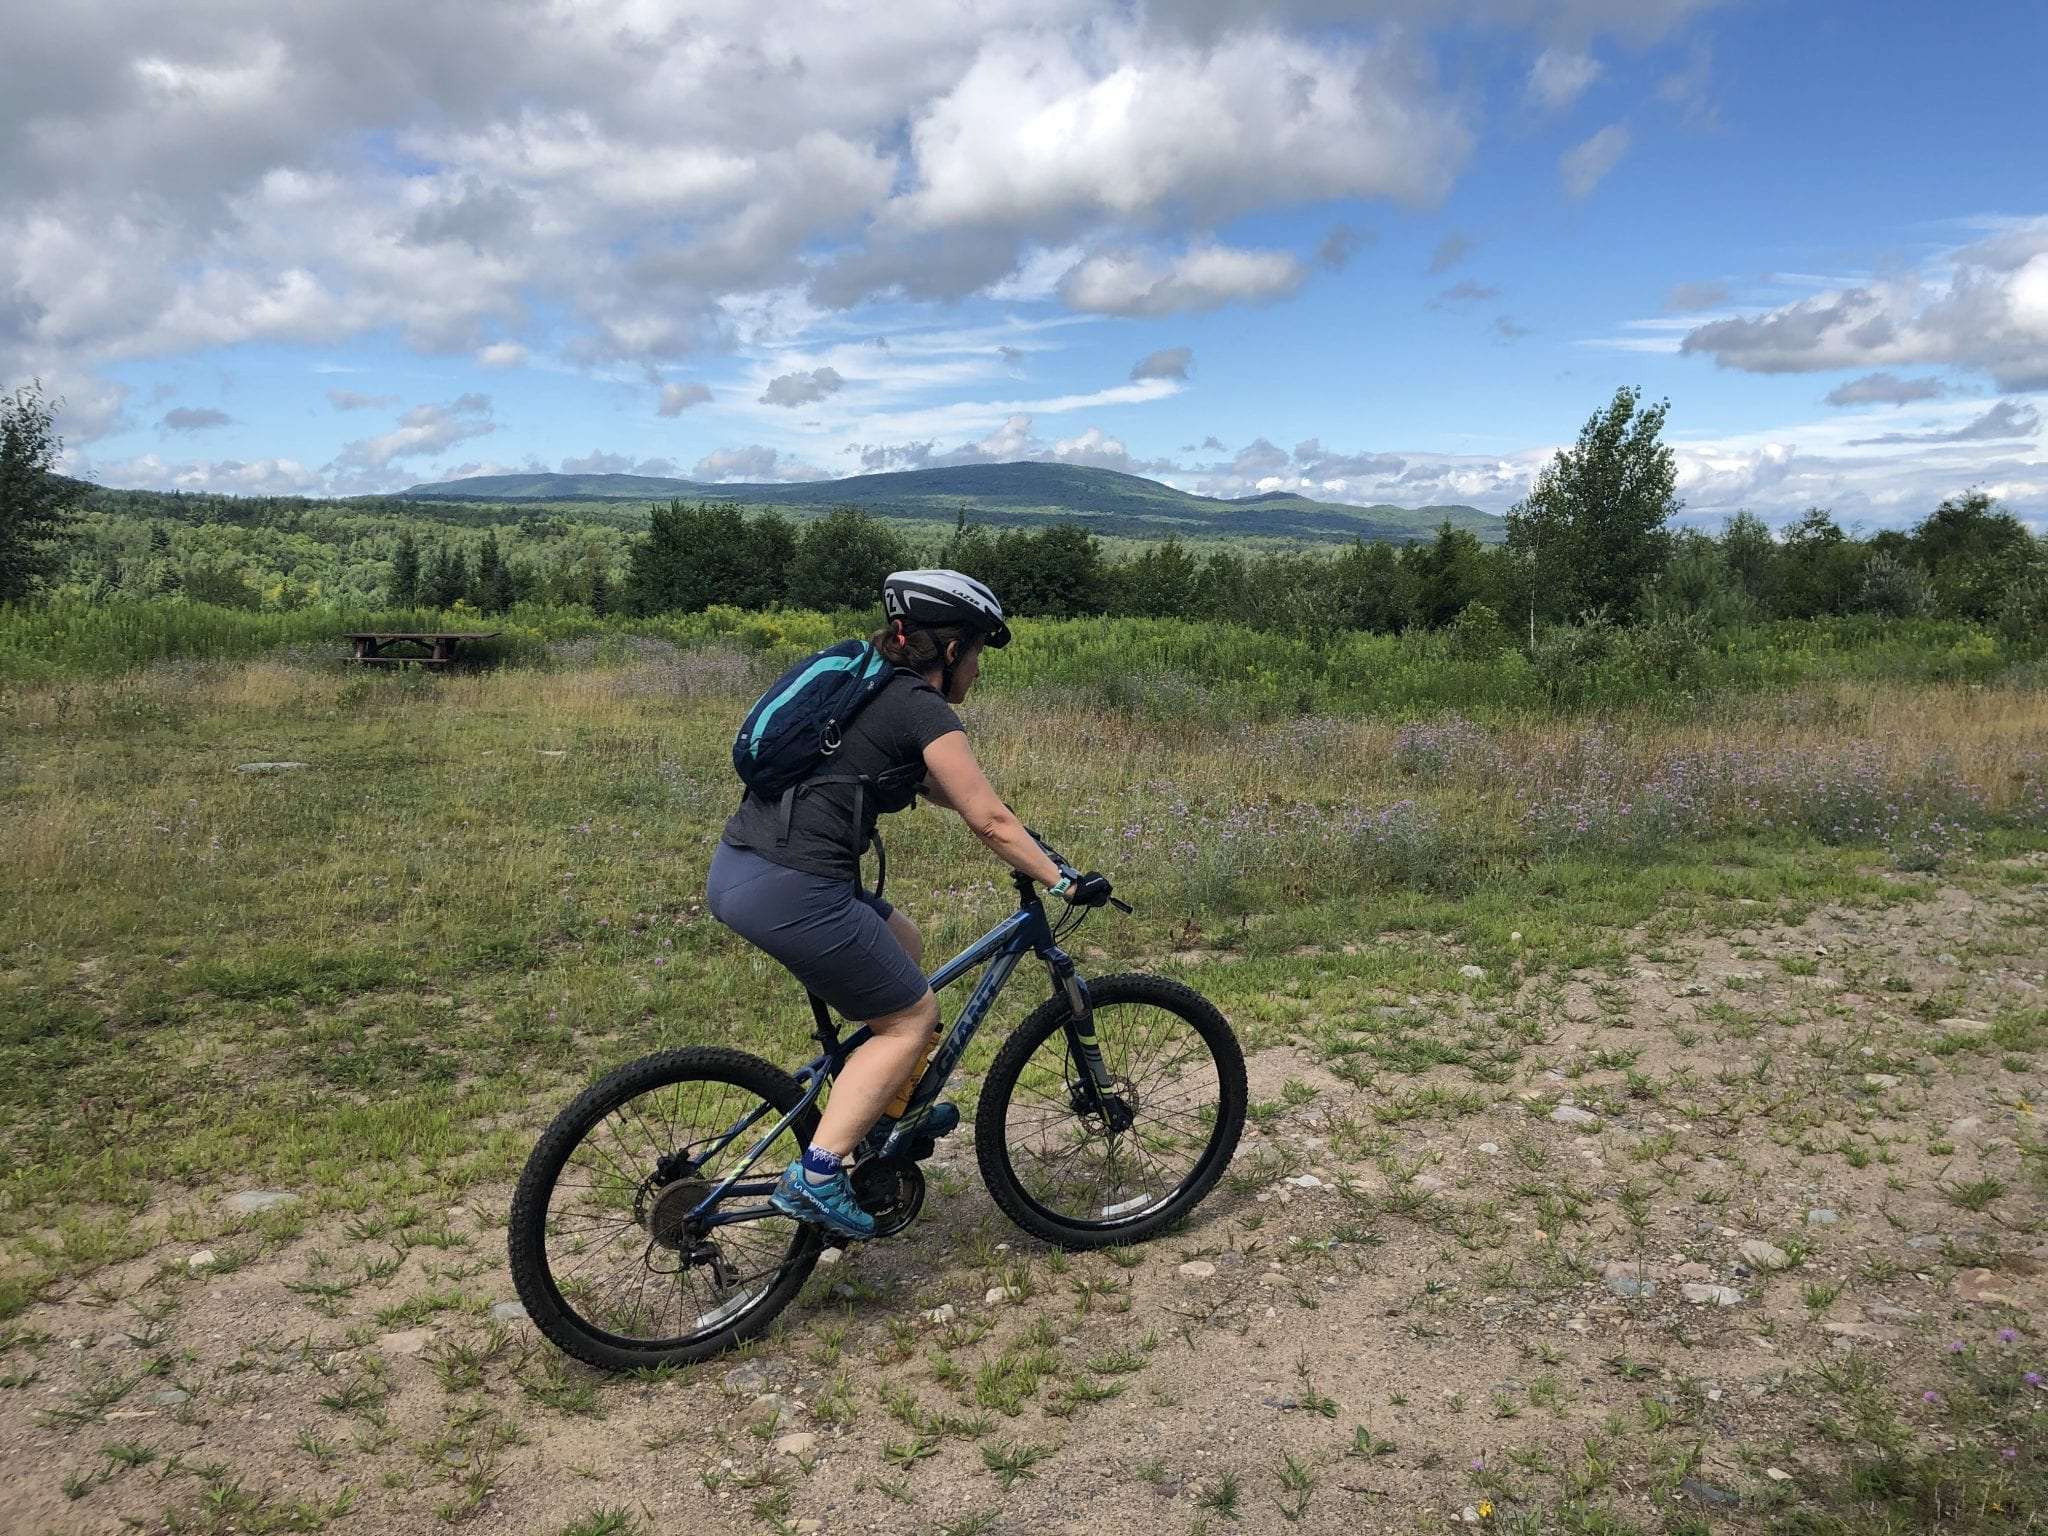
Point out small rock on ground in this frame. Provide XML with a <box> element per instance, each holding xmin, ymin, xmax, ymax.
<box><xmin>774</xmin><ymin>1432</ymin><xmax>818</xmax><ymax>1458</ymax></box>
<box><xmin>1550</xmin><ymin>1105</ymin><xmax>1601</xmax><ymax>1128</ymax></box>
<box><xmin>1682</xmin><ymin>1283</ymin><xmax>1744</xmax><ymax>1307</ymax></box>
<box><xmin>225</xmin><ymin>1190</ymin><xmax>299</xmax><ymax>1213</ymax></box>
<box><xmin>490</xmin><ymin>1300</ymin><xmax>528</xmax><ymax>1323</ymax></box>
<box><xmin>186</xmin><ymin>1250</ymin><xmax>216</xmax><ymax>1270</ymax></box>
<box><xmin>1177</xmin><ymin>1260</ymin><xmax>1217</xmax><ymax>1279</ymax></box>
<box><xmin>1862</xmin><ymin>1073</ymin><xmax>1901</xmax><ymax>1090</ymax></box>
<box><xmin>1807</xmin><ymin>1208</ymin><xmax>1839</xmax><ymax>1225</ymax></box>
<box><xmin>1739</xmin><ymin>1239</ymin><xmax>1791</xmax><ymax>1271</ymax></box>
<box><xmin>236</xmin><ymin>761</ymin><xmax>308</xmax><ymax>773</ymax></box>
<box><xmin>380</xmin><ymin>1329</ymin><xmax>434</xmax><ymax>1355</ymax></box>
<box><xmin>1458</xmin><ymin>965</ymin><xmax>1485</xmax><ymax>980</ymax></box>
<box><xmin>148</xmin><ymin>1389</ymin><xmax>191</xmax><ymax>1407</ymax></box>
<box><xmin>1680</xmin><ymin>1477</ymin><xmax>1742</xmax><ymax>1508</ymax></box>
<box><xmin>724</xmin><ymin>1363</ymin><xmax>778</xmax><ymax>1394</ymax></box>
<box><xmin>1952</xmin><ymin>1268</ymin><xmax>2019</xmax><ymax>1306</ymax></box>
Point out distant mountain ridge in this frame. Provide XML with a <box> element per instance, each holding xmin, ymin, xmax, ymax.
<box><xmin>399</xmin><ymin>462</ymin><xmax>1504</xmax><ymax>546</ymax></box>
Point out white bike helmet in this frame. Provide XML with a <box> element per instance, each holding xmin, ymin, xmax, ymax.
<box><xmin>881</xmin><ymin>569</ymin><xmax>1011</xmax><ymax>648</ymax></box>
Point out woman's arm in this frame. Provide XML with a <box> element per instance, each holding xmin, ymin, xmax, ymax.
<box><xmin>921</xmin><ymin>731</ymin><xmax>1062</xmax><ymax>885</ymax></box>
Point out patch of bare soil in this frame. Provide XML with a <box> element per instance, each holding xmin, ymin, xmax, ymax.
<box><xmin>4</xmin><ymin>873</ymin><xmax>2044</xmax><ymax>1536</ymax></box>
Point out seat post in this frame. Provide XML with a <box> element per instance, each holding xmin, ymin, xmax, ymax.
<box><xmin>806</xmin><ymin>991</ymin><xmax>839</xmax><ymax>1050</ymax></box>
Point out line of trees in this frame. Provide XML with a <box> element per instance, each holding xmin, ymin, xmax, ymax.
<box><xmin>608</xmin><ymin>389</ymin><xmax>2043</xmax><ymax>640</ymax></box>
<box><xmin>8</xmin><ymin>378</ymin><xmax>2044</xmax><ymax>645</ymax></box>
<box><xmin>602</xmin><ymin>488</ymin><xmax>2042</xmax><ymax>640</ymax></box>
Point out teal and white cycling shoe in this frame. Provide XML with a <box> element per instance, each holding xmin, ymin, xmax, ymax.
<box><xmin>770</xmin><ymin>1161</ymin><xmax>877</xmax><ymax>1241</ymax></box>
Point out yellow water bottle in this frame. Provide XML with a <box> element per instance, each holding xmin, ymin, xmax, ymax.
<box><xmin>882</xmin><ymin>1028</ymin><xmax>941</xmax><ymax>1120</ymax></box>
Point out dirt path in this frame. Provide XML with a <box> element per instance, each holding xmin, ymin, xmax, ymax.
<box><xmin>4</xmin><ymin>867</ymin><xmax>2044</xmax><ymax>1536</ymax></box>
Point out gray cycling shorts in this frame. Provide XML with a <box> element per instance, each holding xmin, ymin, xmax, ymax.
<box><xmin>706</xmin><ymin>840</ymin><xmax>930</xmax><ymax>1022</ymax></box>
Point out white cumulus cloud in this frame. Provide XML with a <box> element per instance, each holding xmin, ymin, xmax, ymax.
<box><xmin>1059</xmin><ymin>244</ymin><xmax>1304</xmax><ymax>316</ymax></box>
<box><xmin>1560</xmin><ymin>123</ymin><xmax>1629</xmax><ymax>199</ymax></box>
<box><xmin>1527</xmin><ymin>48</ymin><xmax>1602</xmax><ymax>111</ymax></box>
<box><xmin>1682</xmin><ymin>218</ymin><xmax>2048</xmax><ymax>391</ymax></box>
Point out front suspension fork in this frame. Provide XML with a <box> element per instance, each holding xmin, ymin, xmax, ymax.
<box><xmin>1049</xmin><ymin>956</ymin><xmax>1126</xmax><ymax>1128</ymax></box>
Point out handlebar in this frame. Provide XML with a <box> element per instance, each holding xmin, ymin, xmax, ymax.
<box><xmin>1023</xmin><ymin>826</ymin><xmax>1132</xmax><ymax>914</ymax></box>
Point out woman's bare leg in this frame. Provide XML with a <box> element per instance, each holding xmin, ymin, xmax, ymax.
<box><xmin>810</xmin><ymin>988</ymin><xmax>939</xmax><ymax>1157</ymax></box>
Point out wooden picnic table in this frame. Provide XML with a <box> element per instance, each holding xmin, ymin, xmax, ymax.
<box><xmin>344</xmin><ymin>631</ymin><xmax>499</xmax><ymax>666</ymax></box>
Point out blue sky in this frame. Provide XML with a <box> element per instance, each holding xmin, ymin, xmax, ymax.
<box><xmin>6</xmin><ymin>1</ymin><xmax>2044</xmax><ymax>527</ymax></box>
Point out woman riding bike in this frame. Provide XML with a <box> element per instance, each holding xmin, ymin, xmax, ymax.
<box><xmin>707</xmin><ymin>569</ymin><xmax>1105</xmax><ymax>1241</ymax></box>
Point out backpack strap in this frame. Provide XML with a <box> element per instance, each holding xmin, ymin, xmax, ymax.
<box><xmin>776</xmin><ymin>772</ymin><xmax>875</xmax><ymax>846</ymax></box>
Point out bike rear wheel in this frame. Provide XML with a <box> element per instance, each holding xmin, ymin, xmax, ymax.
<box><xmin>508</xmin><ymin>1047</ymin><xmax>822</xmax><ymax>1371</ymax></box>
<box><xmin>976</xmin><ymin>973</ymin><xmax>1246</xmax><ymax>1248</ymax></box>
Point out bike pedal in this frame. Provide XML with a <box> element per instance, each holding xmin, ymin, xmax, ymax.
<box><xmin>907</xmin><ymin>1136</ymin><xmax>937</xmax><ymax>1163</ymax></box>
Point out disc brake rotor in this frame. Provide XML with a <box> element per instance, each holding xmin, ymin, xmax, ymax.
<box><xmin>1067</xmin><ymin>1076</ymin><xmax>1139</xmax><ymax>1135</ymax></box>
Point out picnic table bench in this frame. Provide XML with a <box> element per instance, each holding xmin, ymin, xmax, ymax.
<box><xmin>344</xmin><ymin>631</ymin><xmax>499</xmax><ymax>666</ymax></box>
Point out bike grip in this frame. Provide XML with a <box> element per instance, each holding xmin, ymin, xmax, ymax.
<box><xmin>1109</xmin><ymin>897</ymin><xmax>1133</xmax><ymax>914</ymax></box>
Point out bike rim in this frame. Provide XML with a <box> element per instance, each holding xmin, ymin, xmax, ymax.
<box><xmin>538</xmin><ymin>1075</ymin><xmax>811</xmax><ymax>1349</ymax></box>
<box><xmin>999</xmin><ymin>1000</ymin><xmax>1226</xmax><ymax>1230</ymax></box>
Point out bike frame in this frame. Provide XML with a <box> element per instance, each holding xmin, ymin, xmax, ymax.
<box><xmin>684</xmin><ymin>874</ymin><xmax>1117</xmax><ymax>1230</ymax></box>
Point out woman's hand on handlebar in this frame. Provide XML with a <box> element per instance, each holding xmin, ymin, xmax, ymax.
<box><xmin>1061</xmin><ymin>870</ymin><xmax>1116</xmax><ymax>907</ymax></box>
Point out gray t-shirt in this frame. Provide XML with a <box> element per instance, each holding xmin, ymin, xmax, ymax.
<box><xmin>722</xmin><ymin>673</ymin><xmax>964</xmax><ymax>881</ymax></box>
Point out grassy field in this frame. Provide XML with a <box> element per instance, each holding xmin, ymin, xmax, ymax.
<box><xmin>1</xmin><ymin>629</ymin><xmax>2045</xmax><ymax>1535</ymax></box>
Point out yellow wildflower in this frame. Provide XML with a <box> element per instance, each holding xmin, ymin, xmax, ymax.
<box><xmin>1478</xmin><ymin>1500</ymin><xmax>1494</xmax><ymax>1519</ymax></box>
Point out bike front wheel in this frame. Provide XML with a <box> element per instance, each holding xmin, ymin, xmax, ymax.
<box><xmin>977</xmin><ymin>973</ymin><xmax>1246</xmax><ymax>1248</ymax></box>
<box><xmin>507</xmin><ymin>1047</ymin><xmax>822</xmax><ymax>1371</ymax></box>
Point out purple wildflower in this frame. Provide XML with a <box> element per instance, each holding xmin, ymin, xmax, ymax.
<box><xmin>1997</xmin><ymin>1328</ymin><xmax>2017</xmax><ymax>1344</ymax></box>
<box><xmin>1921</xmin><ymin>1390</ymin><xmax>1941</xmax><ymax>1405</ymax></box>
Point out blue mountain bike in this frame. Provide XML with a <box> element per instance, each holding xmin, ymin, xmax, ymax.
<box><xmin>508</xmin><ymin>834</ymin><xmax>1246</xmax><ymax>1371</ymax></box>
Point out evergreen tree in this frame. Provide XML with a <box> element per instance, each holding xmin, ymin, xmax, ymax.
<box><xmin>1910</xmin><ymin>490</ymin><xmax>2034</xmax><ymax>619</ymax></box>
<box><xmin>785</xmin><ymin>506</ymin><xmax>908</xmax><ymax>612</ymax></box>
<box><xmin>1325</xmin><ymin>539</ymin><xmax>1413</xmax><ymax>632</ymax></box>
<box><xmin>477</xmin><ymin>530</ymin><xmax>503</xmax><ymax>600</ymax></box>
<box><xmin>1773</xmin><ymin>508</ymin><xmax>1865</xmax><ymax>618</ymax></box>
<box><xmin>1191</xmin><ymin>549</ymin><xmax>1250</xmax><ymax>621</ymax></box>
<box><xmin>1718</xmin><ymin>511</ymin><xmax>1777</xmax><ymax>608</ymax></box>
<box><xmin>486</xmin><ymin>554</ymin><xmax>518</xmax><ymax>614</ymax></box>
<box><xmin>1115</xmin><ymin>535</ymin><xmax>1199</xmax><ymax>617</ymax></box>
<box><xmin>1411</xmin><ymin>521</ymin><xmax>1490</xmax><ymax>628</ymax></box>
<box><xmin>1507</xmin><ymin>386</ymin><xmax>1680</xmax><ymax>624</ymax></box>
<box><xmin>0</xmin><ymin>380</ymin><xmax>89</xmax><ymax>603</ymax></box>
<box><xmin>388</xmin><ymin>528</ymin><xmax>421</xmax><ymax>606</ymax></box>
<box><xmin>587</xmin><ymin>559</ymin><xmax>611</xmax><ymax>616</ymax></box>
<box><xmin>744</xmin><ymin>512</ymin><xmax>796</xmax><ymax>608</ymax></box>
<box><xmin>625</xmin><ymin>500</ymin><xmax>785</xmax><ymax>615</ymax></box>
<box><xmin>474</xmin><ymin>530</ymin><xmax>520</xmax><ymax>612</ymax></box>
<box><xmin>998</xmin><ymin>524</ymin><xmax>1108</xmax><ymax>616</ymax></box>
<box><xmin>423</xmin><ymin>542</ymin><xmax>470</xmax><ymax>608</ymax></box>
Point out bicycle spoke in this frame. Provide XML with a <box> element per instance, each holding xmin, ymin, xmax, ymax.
<box><xmin>538</xmin><ymin>1070</ymin><xmax>810</xmax><ymax>1349</ymax></box>
<box><xmin>998</xmin><ymin>997</ymin><xmax>1226</xmax><ymax>1227</ymax></box>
